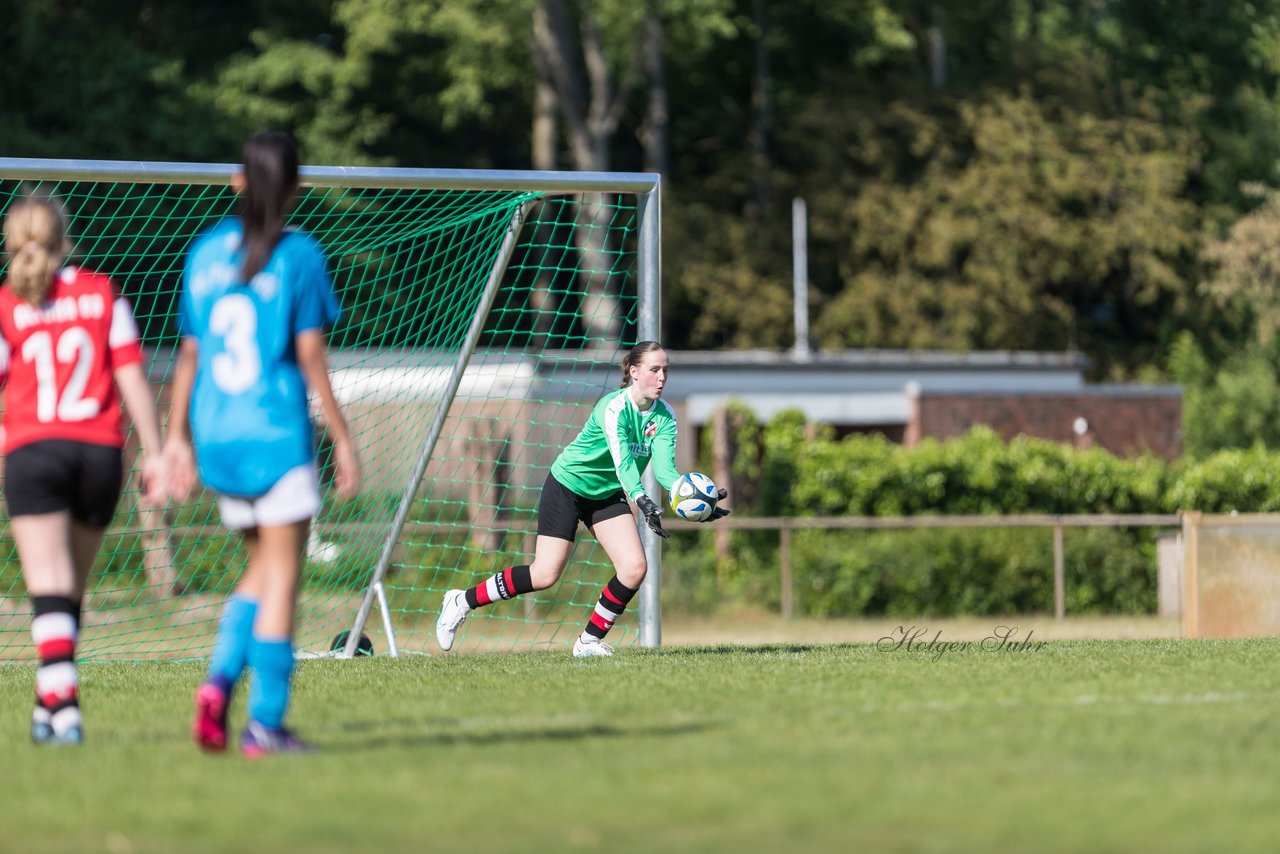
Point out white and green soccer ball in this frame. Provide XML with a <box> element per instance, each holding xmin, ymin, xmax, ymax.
<box><xmin>669</xmin><ymin>472</ymin><xmax>718</xmax><ymax>522</ymax></box>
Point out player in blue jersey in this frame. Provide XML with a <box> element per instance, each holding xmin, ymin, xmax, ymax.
<box><xmin>164</xmin><ymin>131</ymin><xmax>361</xmax><ymax>756</ymax></box>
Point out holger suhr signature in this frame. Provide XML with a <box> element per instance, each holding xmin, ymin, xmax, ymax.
<box><xmin>876</xmin><ymin>625</ymin><xmax>1048</xmax><ymax>661</ymax></box>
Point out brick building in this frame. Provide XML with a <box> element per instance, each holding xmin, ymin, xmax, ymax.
<box><xmin>644</xmin><ymin>349</ymin><xmax>1182</xmax><ymax>468</ymax></box>
<box><xmin>904</xmin><ymin>385</ymin><xmax>1181</xmax><ymax>457</ymax></box>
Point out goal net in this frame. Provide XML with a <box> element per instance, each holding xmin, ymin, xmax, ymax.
<box><xmin>0</xmin><ymin>160</ymin><xmax>661</xmax><ymax>661</ymax></box>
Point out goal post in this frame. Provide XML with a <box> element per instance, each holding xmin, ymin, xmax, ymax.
<box><xmin>0</xmin><ymin>157</ymin><xmax>662</xmax><ymax>661</ymax></box>
<box><xmin>340</xmin><ymin>200</ymin><xmax>534</xmax><ymax>659</ymax></box>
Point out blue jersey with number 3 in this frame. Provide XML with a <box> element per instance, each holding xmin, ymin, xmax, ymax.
<box><xmin>179</xmin><ymin>219</ymin><xmax>340</xmax><ymax>497</ymax></box>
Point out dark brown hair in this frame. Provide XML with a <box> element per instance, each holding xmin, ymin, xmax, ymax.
<box><xmin>238</xmin><ymin>130</ymin><xmax>299</xmax><ymax>284</ymax></box>
<box><xmin>619</xmin><ymin>341</ymin><xmax>665</xmax><ymax>388</ymax></box>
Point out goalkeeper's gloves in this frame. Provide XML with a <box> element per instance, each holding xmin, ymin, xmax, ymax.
<box><xmin>704</xmin><ymin>487</ymin><xmax>732</xmax><ymax>522</ymax></box>
<box><xmin>635</xmin><ymin>494</ymin><xmax>670</xmax><ymax>538</ymax></box>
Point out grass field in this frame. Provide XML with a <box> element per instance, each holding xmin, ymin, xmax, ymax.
<box><xmin>2</xmin><ymin>634</ymin><xmax>1277</xmax><ymax>853</ymax></box>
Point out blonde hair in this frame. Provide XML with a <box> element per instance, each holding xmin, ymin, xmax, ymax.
<box><xmin>4</xmin><ymin>196</ymin><xmax>71</xmax><ymax>305</ymax></box>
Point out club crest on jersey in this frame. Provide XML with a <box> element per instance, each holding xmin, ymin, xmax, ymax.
<box><xmin>644</xmin><ymin>421</ymin><xmax>658</xmax><ymax>438</ymax></box>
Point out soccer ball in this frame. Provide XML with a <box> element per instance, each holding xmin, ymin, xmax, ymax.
<box><xmin>329</xmin><ymin>630</ymin><xmax>374</xmax><ymax>657</ymax></box>
<box><xmin>669</xmin><ymin>472</ymin><xmax>719</xmax><ymax>522</ymax></box>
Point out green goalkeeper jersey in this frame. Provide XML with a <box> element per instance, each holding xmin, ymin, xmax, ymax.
<box><xmin>550</xmin><ymin>387</ymin><xmax>680</xmax><ymax>501</ymax></box>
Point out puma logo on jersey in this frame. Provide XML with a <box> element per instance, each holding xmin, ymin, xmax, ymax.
<box><xmin>13</xmin><ymin>293</ymin><xmax>106</xmax><ymax>331</ymax></box>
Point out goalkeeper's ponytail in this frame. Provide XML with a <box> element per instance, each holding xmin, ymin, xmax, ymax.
<box><xmin>619</xmin><ymin>340</ymin><xmax>664</xmax><ymax>387</ymax></box>
<box><xmin>238</xmin><ymin>130</ymin><xmax>299</xmax><ymax>285</ymax></box>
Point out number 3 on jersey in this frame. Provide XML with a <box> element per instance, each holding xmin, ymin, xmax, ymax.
<box><xmin>210</xmin><ymin>294</ymin><xmax>261</xmax><ymax>393</ymax></box>
<box><xmin>21</xmin><ymin>328</ymin><xmax>101</xmax><ymax>423</ymax></box>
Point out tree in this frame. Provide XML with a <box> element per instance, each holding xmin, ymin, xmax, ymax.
<box><xmin>789</xmin><ymin>90</ymin><xmax>1201</xmax><ymax>372</ymax></box>
<box><xmin>1101</xmin><ymin>0</ymin><xmax>1280</xmax><ymax>207</ymax></box>
<box><xmin>1202</xmin><ymin>184</ymin><xmax>1280</xmax><ymax>348</ymax></box>
<box><xmin>662</xmin><ymin>0</ymin><xmax>917</xmax><ymax>349</ymax></box>
<box><xmin>202</xmin><ymin>0</ymin><xmax>532</xmax><ymax>167</ymax></box>
<box><xmin>0</xmin><ymin>0</ymin><xmax>256</xmax><ymax>160</ymax></box>
<box><xmin>1169</xmin><ymin>332</ymin><xmax>1280</xmax><ymax>457</ymax></box>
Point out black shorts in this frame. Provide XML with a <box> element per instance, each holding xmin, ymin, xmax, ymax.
<box><xmin>537</xmin><ymin>472</ymin><xmax>632</xmax><ymax>542</ymax></box>
<box><xmin>4</xmin><ymin>440</ymin><xmax>124</xmax><ymax>527</ymax></box>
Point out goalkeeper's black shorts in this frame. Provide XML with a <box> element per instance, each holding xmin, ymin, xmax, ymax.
<box><xmin>537</xmin><ymin>472</ymin><xmax>631</xmax><ymax>542</ymax></box>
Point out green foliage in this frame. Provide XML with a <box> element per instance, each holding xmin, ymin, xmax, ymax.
<box><xmin>1102</xmin><ymin>0</ymin><xmax>1280</xmax><ymax>206</ymax></box>
<box><xmin>792</xmin><ymin>91</ymin><xmax>1201</xmax><ymax>371</ymax></box>
<box><xmin>8</xmin><ymin>1</ymin><xmax>1280</xmax><ymax>377</ymax></box>
<box><xmin>1169</xmin><ymin>333</ymin><xmax>1280</xmax><ymax>457</ymax></box>
<box><xmin>0</xmin><ymin>538</ymin><xmax>21</xmax><ymax>591</ymax></box>
<box><xmin>0</xmin><ymin>3</ymin><xmax>229</xmax><ymax>160</ymax></box>
<box><xmin>697</xmin><ymin>401</ymin><xmax>761</xmax><ymax>502</ymax></box>
<box><xmin>1201</xmin><ymin>185</ymin><xmax>1280</xmax><ymax>347</ymax></box>
<box><xmin>172</xmin><ymin>531</ymin><xmax>246</xmax><ymax>595</ymax></box>
<box><xmin>674</xmin><ymin>415</ymin><xmax>1168</xmax><ymax>616</ymax></box>
<box><xmin>655</xmin><ymin>530</ymin><xmax>781</xmax><ymax>615</ymax></box>
<box><xmin>667</xmin><ymin>410</ymin><xmax>1280</xmax><ymax>618</ymax></box>
<box><xmin>760</xmin><ymin>410</ymin><xmax>825</xmax><ymax>515</ymax></box>
<box><xmin>1169</xmin><ymin>447</ymin><xmax>1280</xmax><ymax>513</ymax></box>
<box><xmin>778</xmin><ymin>426</ymin><xmax>1172</xmax><ymax>517</ymax></box>
<box><xmin>784</xmin><ymin>527</ymin><xmax>1154</xmax><ymax>618</ymax></box>
<box><xmin>664</xmin><ymin>202</ymin><xmax>795</xmax><ymax>349</ymax></box>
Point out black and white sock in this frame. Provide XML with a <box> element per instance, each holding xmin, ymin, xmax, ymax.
<box><xmin>580</xmin><ymin>576</ymin><xmax>638</xmax><ymax>643</ymax></box>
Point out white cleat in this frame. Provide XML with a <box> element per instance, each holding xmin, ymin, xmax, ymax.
<box><xmin>572</xmin><ymin>637</ymin><xmax>615</xmax><ymax>658</ymax></box>
<box><xmin>435</xmin><ymin>589</ymin><xmax>470</xmax><ymax>651</ymax></box>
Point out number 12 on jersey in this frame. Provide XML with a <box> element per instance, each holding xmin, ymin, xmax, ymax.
<box><xmin>21</xmin><ymin>328</ymin><xmax>101</xmax><ymax>423</ymax></box>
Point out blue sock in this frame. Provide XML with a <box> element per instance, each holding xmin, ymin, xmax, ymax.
<box><xmin>248</xmin><ymin>637</ymin><xmax>295</xmax><ymax>730</ymax></box>
<box><xmin>207</xmin><ymin>596</ymin><xmax>258</xmax><ymax>688</ymax></box>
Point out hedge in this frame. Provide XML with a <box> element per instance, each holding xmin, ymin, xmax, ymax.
<box><xmin>665</xmin><ymin>409</ymin><xmax>1280</xmax><ymax>617</ymax></box>
<box><xmin>21</xmin><ymin>411</ymin><xmax>1280</xmax><ymax>620</ymax></box>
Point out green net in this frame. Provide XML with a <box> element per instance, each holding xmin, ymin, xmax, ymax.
<box><xmin>0</xmin><ymin>166</ymin><xmax>653</xmax><ymax>661</ymax></box>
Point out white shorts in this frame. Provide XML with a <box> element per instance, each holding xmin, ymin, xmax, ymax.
<box><xmin>217</xmin><ymin>464</ymin><xmax>322</xmax><ymax>530</ymax></box>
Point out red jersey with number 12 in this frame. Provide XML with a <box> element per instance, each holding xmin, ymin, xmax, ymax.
<box><xmin>0</xmin><ymin>266</ymin><xmax>144</xmax><ymax>453</ymax></box>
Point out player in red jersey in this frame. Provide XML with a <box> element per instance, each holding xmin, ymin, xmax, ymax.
<box><xmin>0</xmin><ymin>195</ymin><xmax>166</xmax><ymax>745</ymax></box>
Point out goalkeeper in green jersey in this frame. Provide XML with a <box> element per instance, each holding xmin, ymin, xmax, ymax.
<box><xmin>435</xmin><ymin>341</ymin><xmax>728</xmax><ymax>657</ymax></box>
